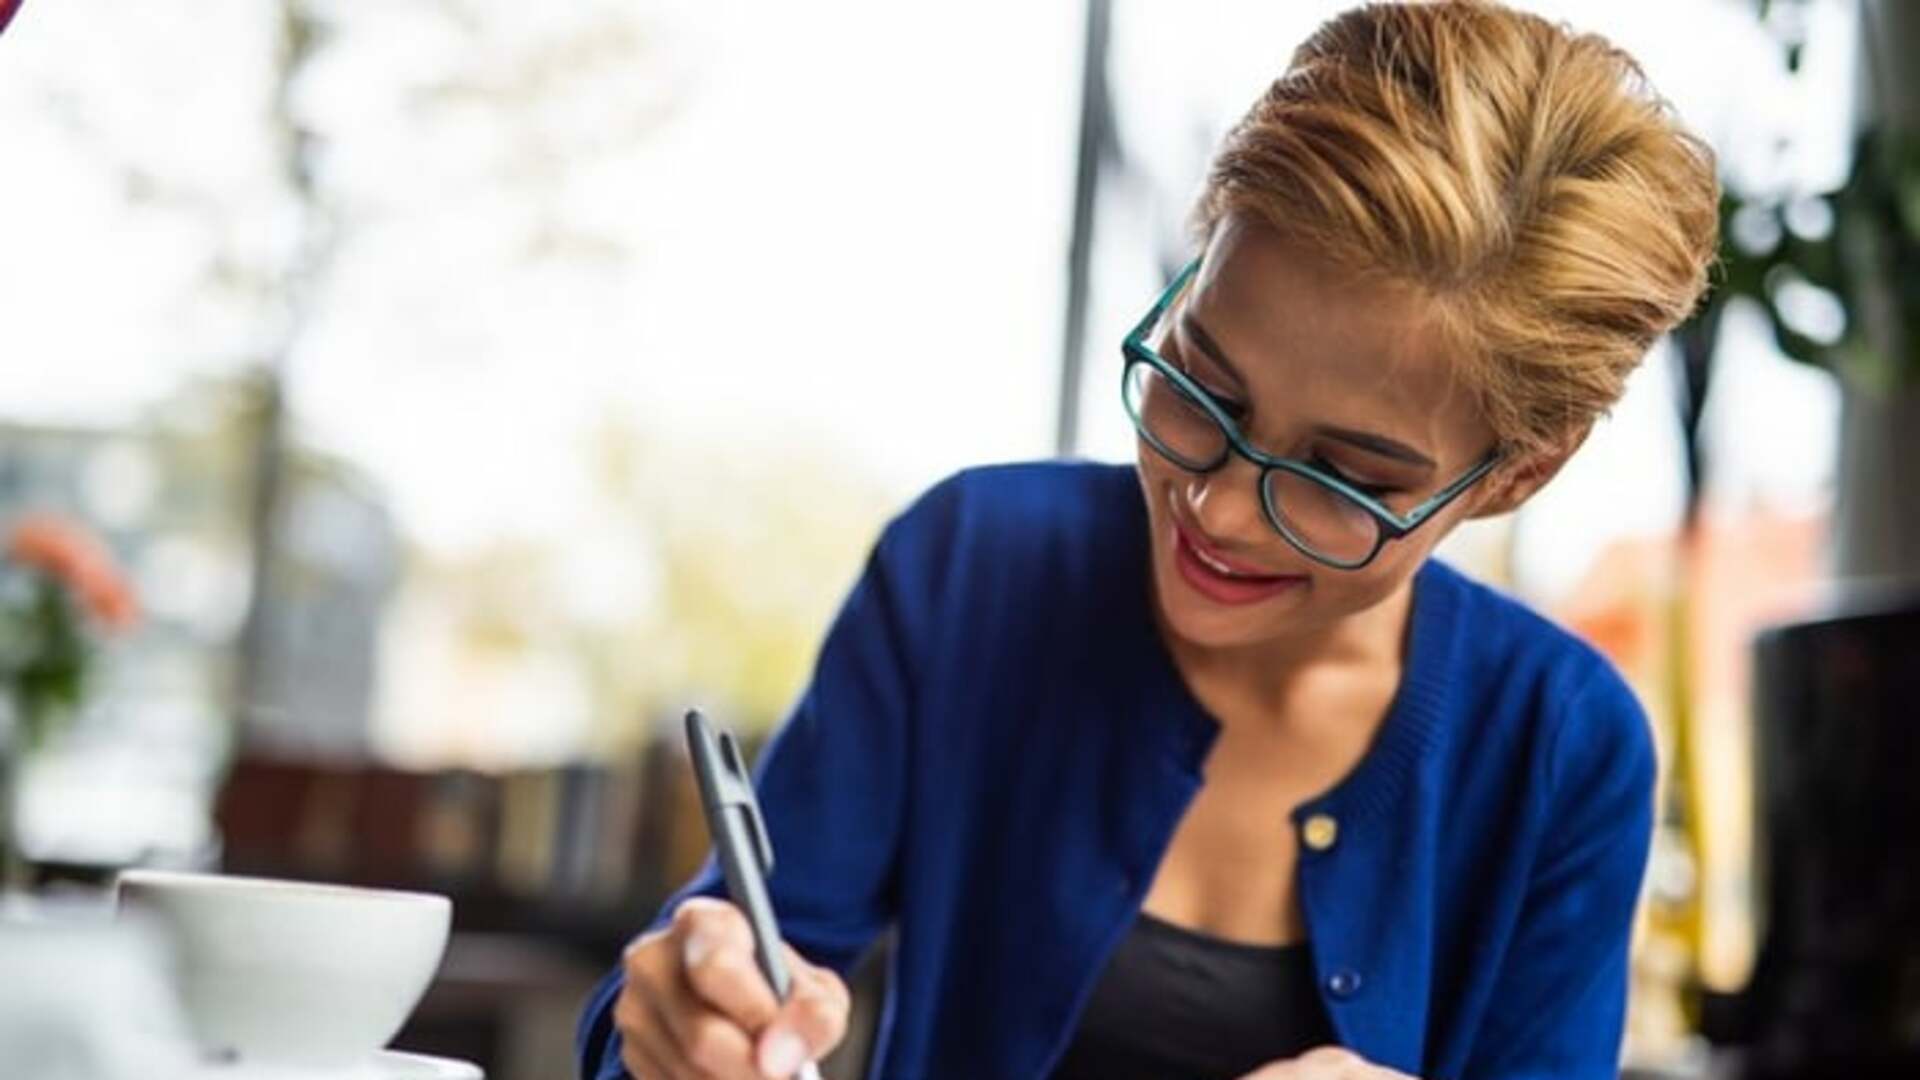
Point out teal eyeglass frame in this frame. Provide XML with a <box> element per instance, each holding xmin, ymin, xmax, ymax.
<box><xmin>1120</xmin><ymin>257</ymin><xmax>1504</xmax><ymax>570</ymax></box>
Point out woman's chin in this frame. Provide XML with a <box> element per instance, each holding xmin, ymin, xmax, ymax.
<box><xmin>1151</xmin><ymin>561</ymin><xmax>1303</xmax><ymax>652</ymax></box>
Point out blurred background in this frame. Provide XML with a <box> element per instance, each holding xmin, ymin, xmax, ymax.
<box><xmin>1</xmin><ymin>1</ymin><xmax>1915</xmax><ymax>1077</ymax></box>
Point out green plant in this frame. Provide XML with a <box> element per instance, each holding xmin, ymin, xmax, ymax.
<box><xmin>1711</xmin><ymin>129</ymin><xmax>1920</xmax><ymax>391</ymax></box>
<box><xmin>0</xmin><ymin>515</ymin><xmax>139</xmax><ymax>751</ymax></box>
<box><xmin>1705</xmin><ymin>0</ymin><xmax>1920</xmax><ymax>391</ymax></box>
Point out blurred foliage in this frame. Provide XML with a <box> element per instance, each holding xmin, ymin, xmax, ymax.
<box><xmin>0</xmin><ymin>575</ymin><xmax>88</xmax><ymax>751</ymax></box>
<box><xmin>1709</xmin><ymin>130</ymin><xmax>1920</xmax><ymax>391</ymax></box>
<box><xmin>576</xmin><ymin>415</ymin><xmax>896</xmax><ymax>742</ymax></box>
<box><xmin>0</xmin><ymin>516</ymin><xmax>138</xmax><ymax>751</ymax></box>
<box><xmin>391</xmin><ymin>415</ymin><xmax>897</xmax><ymax>758</ymax></box>
<box><xmin>4</xmin><ymin>0</ymin><xmax>910</xmax><ymax>764</ymax></box>
<box><xmin>1706</xmin><ymin>0</ymin><xmax>1920</xmax><ymax>391</ymax></box>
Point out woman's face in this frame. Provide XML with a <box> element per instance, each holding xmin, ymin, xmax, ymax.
<box><xmin>1137</xmin><ymin>213</ymin><xmax>1499</xmax><ymax>655</ymax></box>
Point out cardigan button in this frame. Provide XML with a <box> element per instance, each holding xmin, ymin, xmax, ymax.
<box><xmin>1327</xmin><ymin>968</ymin><xmax>1364</xmax><ymax>999</ymax></box>
<box><xmin>1301</xmin><ymin>813</ymin><xmax>1339</xmax><ymax>852</ymax></box>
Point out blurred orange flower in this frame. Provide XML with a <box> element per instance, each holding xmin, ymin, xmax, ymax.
<box><xmin>6</xmin><ymin>514</ymin><xmax>140</xmax><ymax>632</ymax></box>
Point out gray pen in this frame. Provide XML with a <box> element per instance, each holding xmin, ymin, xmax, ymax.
<box><xmin>683</xmin><ymin>708</ymin><xmax>826</xmax><ymax>1080</ymax></box>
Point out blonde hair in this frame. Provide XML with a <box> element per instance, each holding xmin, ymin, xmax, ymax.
<box><xmin>1195</xmin><ymin>0</ymin><xmax>1719</xmax><ymax>456</ymax></box>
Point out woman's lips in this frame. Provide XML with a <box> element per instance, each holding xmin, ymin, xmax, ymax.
<box><xmin>1170</xmin><ymin>520</ymin><xmax>1306</xmax><ymax>606</ymax></box>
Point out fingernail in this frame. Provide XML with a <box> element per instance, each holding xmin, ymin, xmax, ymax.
<box><xmin>682</xmin><ymin>931</ymin><xmax>712</xmax><ymax>969</ymax></box>
<box><xmin>758</xmin><ymin>1028</ymin><xmax>806</xmax><ymax>1078</ymax></box>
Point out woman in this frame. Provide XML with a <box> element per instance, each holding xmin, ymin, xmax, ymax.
<box><xmin>578</xmin><ymin>2</ymin><xmax>1718</xmax><ymax>1077</ymax></box>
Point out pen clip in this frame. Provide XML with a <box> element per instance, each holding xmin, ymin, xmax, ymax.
<box><xmin>687</xmin><ymin>709</ymin><xmax>777</xmax><ymax>878</ymax></box>
<box><xmin>719</xmin><ymin>728</ymin><xmax>777</xmax><ymax>877</ymax></box>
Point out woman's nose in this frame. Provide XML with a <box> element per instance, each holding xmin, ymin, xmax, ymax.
<box><xmin>1182</xmin><ymin>456</ymin><xmax>1268</xmax><ymax>543</ymax></box>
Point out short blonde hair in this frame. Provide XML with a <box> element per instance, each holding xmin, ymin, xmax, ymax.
<box><xmin>1195</xmin><ymin>0</ymin><xmax>1719</xmax><ymax>456</ymax></box>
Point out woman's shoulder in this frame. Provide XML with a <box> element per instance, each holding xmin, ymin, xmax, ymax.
<box><xmin>891</xmin><ymin>459</ymin><xmax>1138</xmax><ymax>533</ymax></box>
<box><xmin>861</xmin><ymin>460</ymin><xmax>1148</xmax><ymax>662</ymax></box>
<box><xmin>1411</xmin><ymin>563</ymin><xmax>1655</xmax><ymax>900</ymax></box>
<box><xmin>1423</xmin><ymin>560</ymin><xmax>1640</xmax><ymax>707</ymax></box>
<box><xmin>1420</xmin><ymin>560</ymin><xmax>1652</xmax><ymax>794</ymax></box>
<box><xmin>878</xmin><ymin>459</ymin><xmax>1143</xmax><ymax>575</ymax></box>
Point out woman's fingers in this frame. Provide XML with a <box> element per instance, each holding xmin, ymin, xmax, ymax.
<box><xmin>644</xmin><ymin>959</ymin><xmax>760</xmax><ymax>1078</ymax></box>
<box><xmin>618</xmin><ymin>895</ymin><xmax>821</xmax><ymax>1076</ymax></box>
<box><xmin>613</xmin><ymin>970</ymin><xmax>703</xmax><ymax>1079</ymax></box>
<box><xmin>675</xmin><ymin>900</ymin><xmax>782</xmax><ymax>1031</ymax></box>
<box><xmin>754</xmin><ymin>948</ymin><xmax>852</xmax><ymax>1077</ymax></box>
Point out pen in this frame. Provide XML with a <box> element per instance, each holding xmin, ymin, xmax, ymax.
<box><xmin>683</xmin><ymin>708</ymin><xmax>826</xmax><ymax>1080</ymax></box>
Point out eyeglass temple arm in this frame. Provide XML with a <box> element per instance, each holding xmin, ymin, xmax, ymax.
<box><xmin>1391</xmin><ymin>451</ymin><xmax>1504</xmax><ymax>532</ymax></box>
<box><xmin>1127</xmin><ymin>260</ymin><xmax>1202</xmax><ymax>343</ymax></box>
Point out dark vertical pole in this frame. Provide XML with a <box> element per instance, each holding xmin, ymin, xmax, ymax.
<box><xmin>235</xmin><ymin>1</ymin><xmax>323</xmax><ymax>739</ymax></box>
<box><xmin>1839</xmin><ymin>0</ymin><xmax>1920</xmax><ymax>584</ymax></box>
<box><xmin>1672</xmin><ymin>298</ymin><xmax>1723</xmax><ymax>534</ymax></box>
<box><xmin>1055</xmin><ymin>0</ymin><xmax>1113</xmax><ymax>458</ymax></box>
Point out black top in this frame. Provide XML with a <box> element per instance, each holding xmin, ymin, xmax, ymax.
<box><xmin>1049</xmin><ymin>912</ymin><xmax>1336</xmax><ymax>1080</ymax></box>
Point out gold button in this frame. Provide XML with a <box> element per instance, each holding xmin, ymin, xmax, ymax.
<box><xmin>1302</xmin><ymin>813</ymin><xmax>1339</xmax><ymax>852</ymax></box>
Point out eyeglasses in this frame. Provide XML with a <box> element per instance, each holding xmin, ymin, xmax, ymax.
<box><xmin>1120</xmin><ymin>258</ymin><xmax>1502</xmax><ymax>571</ymax></box>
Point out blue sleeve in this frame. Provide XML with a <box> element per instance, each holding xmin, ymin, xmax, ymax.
<box><xmin>1463</xmin><ymin>671</ymin><xmax>1658</xmax><ymax>1080</ymax></box>
<box><xmin>575</xmin><ymin>517</ymin><xmax>921</xmax><ymax>1079</ymax></box>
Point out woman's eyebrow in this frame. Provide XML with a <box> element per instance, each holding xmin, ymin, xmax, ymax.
<box><xmin>1177</xmin><ymin>311</ymin><xmax>1249</xmax><ymax>388</ymax></box>
<box><xmin>1181</xmin><ymin>312</ymin><xmax>1436</xmax><ymax>469</ymax></box>
<box><xmin>1317</xmin><ymin>426</ymin><xmax>1436</xmax><ymax>469</ymax></box>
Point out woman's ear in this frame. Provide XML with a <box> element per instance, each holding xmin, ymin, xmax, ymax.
<box><xmin>1467</xmin><ymin>427</ymin><xmax>1590</xmax><ymax>519</ymax></box>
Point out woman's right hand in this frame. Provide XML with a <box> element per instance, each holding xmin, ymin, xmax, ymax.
<box><xmin>614</xmin><ymin>897</ymin><xmax>851</xmax><ymax>1080</ymax></box>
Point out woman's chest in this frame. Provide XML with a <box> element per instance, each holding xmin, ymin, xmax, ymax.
<box><xmin>1142</xmin><ymin>771</ymin><xmax>1317</xmax><ymax>943</ymax></box>
<box><xmin>1141</xmin><ymin>679</ymin><xmax>1397</xmax><ymax>943</ymax></box>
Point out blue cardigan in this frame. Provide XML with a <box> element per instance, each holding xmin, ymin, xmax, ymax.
<box><xmin>577</xmin><ymin>462</ymin><xmax>1656</xmax><ymax>1080</ymax></box>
